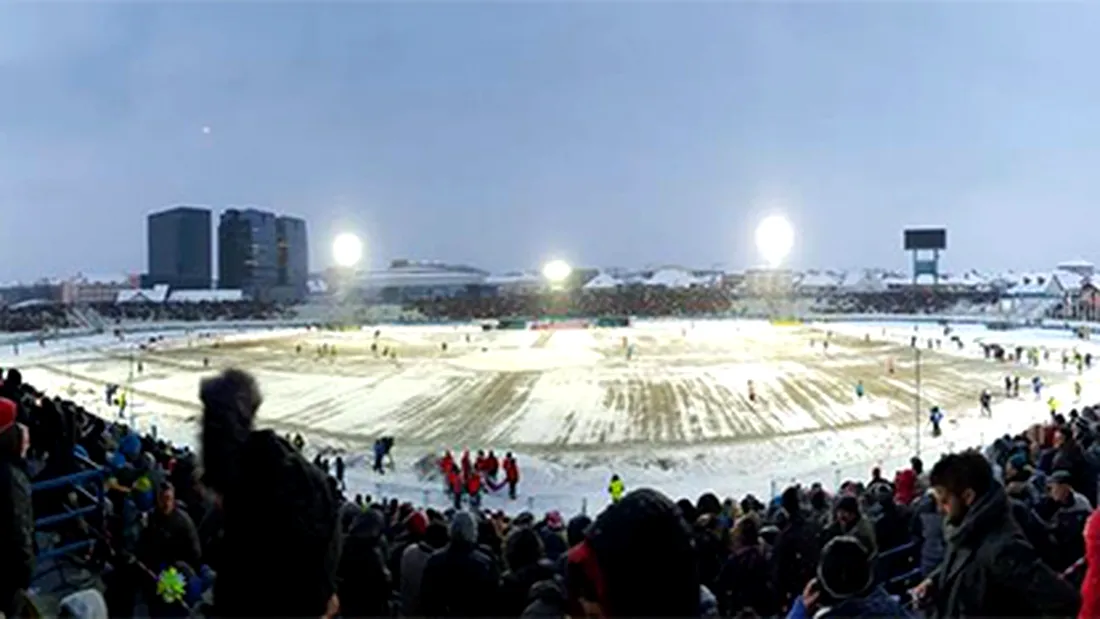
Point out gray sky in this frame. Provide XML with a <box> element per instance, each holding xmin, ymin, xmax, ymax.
<box><xmin>2</xmin><ymin>2</ymin><xmax>1099</xmax><ymax>281</ymax></box>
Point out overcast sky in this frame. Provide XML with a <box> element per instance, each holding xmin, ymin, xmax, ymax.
<box><xmin>2</xmin><ymin>3</ymin><xmax>1098</xmax><ymax>281</ymax></box>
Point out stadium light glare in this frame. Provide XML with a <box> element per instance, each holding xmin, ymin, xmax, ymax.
<box><xmin>542</xmin><ymin>259</ymin><xmax>572</xmax><ymax>284</ymax></box>
<box><xmin>332</xmin><ymin>233</ymin><xmax>363</xmax><ymax>268</ymax></box>
<box><xmin>755</xmin><ymin>215</ymin><xmax>794</xmax><ymax>268</ymax></box>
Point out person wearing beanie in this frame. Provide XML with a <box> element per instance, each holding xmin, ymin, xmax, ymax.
<box><xmin>786</xmin><ymin>536</ymin><xmax>910</xmax><ymax>619</ymax></box>
<box><xmin>200</xmin><ymin>369</ymin><xmax>341</xmax><ymax>618</ymax></box>
<box><xmin>0</xmin><ymin>396</ymin><xmax>33</xmax><ymax>618</ymax></box>
<box><xmin>565</xmin><ymin>488</ymin><xmax>704</xmax><ymax>618</ymax></box>
<box><xmin>421</xmin><ymin>511</ymin><xmax>500</xmax><ymax>617</ymax></box>
<box><xmin>822</xmin><ymin>495</ymin><xmax>878</xmax><ymax>559</ymax></box>
<box><xmin>387</xmin><ymin>510</ymin><xmax>429</xmax><ymax>592</ymax></box>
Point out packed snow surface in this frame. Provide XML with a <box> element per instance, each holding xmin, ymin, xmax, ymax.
<box><xmin>8</xmin><ymin>319</ymin><xmax>1098</xmax><ymax>514</ymax></box>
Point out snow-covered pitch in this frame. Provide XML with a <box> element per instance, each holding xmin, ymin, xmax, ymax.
<box><xmin>9</xmin><ymin>319</ymin><xmax>1100</xmax><ymax>513</ymax></box>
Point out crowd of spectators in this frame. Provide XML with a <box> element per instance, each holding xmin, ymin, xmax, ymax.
<box><xmin>813</xmin><ymin>290</ymin><xmax>1001</xmax><ymax>316</ymax></box>
<box><xmin>0</xmin><ymin>305</ymin><xmax>73</xmax><ymax>333</ymax></box>
<box><xmin>91</xmin><ymin>301</ymin><xmax>294</xmax><ymax>324</ymax></box>
<box><xmin>4</xmin><ymin>365</ymin><xmax>1100</xmax><ymax>618</ymax></box>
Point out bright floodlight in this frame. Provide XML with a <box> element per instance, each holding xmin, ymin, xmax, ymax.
<box><xmin>332</xmin><ymin>233</ymin><xmax>363</xmax><ymax>268</ymax></box>
<box><xmin>755</xmin><ymin>215</ymin><xmax>794</xmax><ymax>267</ymax></box>
<box><xmin>543</xmin><ymin>259</ymin><xmax>572</xmax><ymax>283</ymax></box>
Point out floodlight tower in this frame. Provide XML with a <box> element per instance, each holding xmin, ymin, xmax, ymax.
<box><xmin>754</xmin><ymin>215</ymin><xmax>796</xmax><ymax>320</ymax></box>
<box><xmin>331</xmin><ymin>233</ymin><xmax>364</xmax><ymax>326</ymax></box>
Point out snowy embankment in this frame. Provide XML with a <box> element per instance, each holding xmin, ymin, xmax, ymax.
<box><xmin>7</xmin><ymin>320</ymin><xmax>1100</xmax><ymax>516</ymax></box>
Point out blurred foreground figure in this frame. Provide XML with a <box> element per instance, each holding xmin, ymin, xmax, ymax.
<box><xmin>200</xmin><ymin>369</ymin><xmax>341</xmax><ymax>618</ymax></box>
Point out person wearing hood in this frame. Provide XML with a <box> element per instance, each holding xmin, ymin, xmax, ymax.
<box><xmin>400</xmin><ymin>521</ymin><xmax>450</xmax><ymax>617</ymax></box>
<box><xmin>822</xmin><ymin>495</ymin><xmax>877</xmax><ymax>558</ymax></box>
<box><xmin>500</xmin><ymin>526</ymin><xmax>558</xmax><ymax>616</ymax></box>
<box><xmin>912</xmin><ymin>450</ymin><xmax>1078</xmax><ymax>618</ymax></box>
<box><xmin>0</xmin><ymin>397</ymin><xmax>33</xmax><ymax>618</ymax></box>
<box><xmin>562</xmin><ymin>488</ymin><xmax>709</xmax><ymax>618</ymax></box>
<box><xmin>421</xmin><ymin>511</ymin><xmax>501</xmax><ymax>617</ymax></box>
<box><xmin>337</xmin><ymin>508</ymin><xmax>392</xmax><ymax>618</ymax></box>
<box><xmin>199</xmin><ymin>369</ymin><xmax>342</xmax><ymax>618</ymax></box>
<box><xmin>787</xmin><ymin>536</ymin><xmax>911</xmax><ymax>619</ymax></box>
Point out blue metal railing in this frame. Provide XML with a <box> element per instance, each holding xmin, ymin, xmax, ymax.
<box><xmin>30</xmin><ymin>454</ymin><xmax>108</xmax><ymax>564</ymax></box>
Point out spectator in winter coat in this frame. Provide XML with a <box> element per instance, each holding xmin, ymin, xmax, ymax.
<box><xmin>913</xmin><ymin>450</ymin><xmax>1079</xmax><ymax>618</ymax></box>
<box><xmin>389</xmin><ymin>511</ymin><xmax>427</xmax><ymax>589</ymax></box>
<box><xmin>500</xmin><ymin>526</ymin><xmax>557</xmax><ymax>617</ymax></box>
<box><xmin>910</xmin><ymin>491</ymin><xmax>945</xmax><ymax>576</ymax></box>
<box><xmin>336</xmin><ymin>509</ymin><xmax>392</xmax><ymax>618</ymax></box>
<box><xmin>894</xmin><ymin>468</ymin><xmax>918</xmax><ymax>506</ymax></box>
<box><xmin>717</xmin><ymin>515</ymin><xmax>777</xmax><ymax>617</ymax></box>
<box><xmin>786</xmin><ymin>536</ymin><xmax>911</xmax><ymax>619</ymax></box>
<box><xmin>400</xmin><ymin>521</ymin><xmax>449</xmax><ymax>617</ymax></box>
<box><xmin>0</xmin><ymin>397</ymin><xmax>33</xmax><ymax>618</ymax></box>
<box><xmin>772</xmin><ymin>487</ymin><xmax>822</xmax><ymax>610</ymax></box>
<box><xmin>137</xmin><ymin>482</ymin><xmax>202</xmax><ymax>572</ymax></box>
<box><xmin>822</xmin><ymin>496</ymin><xmax>877</xmax><ymax>558</ymax></box>
<box><xmin>537</xmin><ymin>511</ymin><xmax>568</xmax><ymax>561</ymax></box>
<box><xmin>564</xmin><ymin>488</ymin><xmax>705</xmax><ymax>617</ymax></box>
<box><xmin>421</xmin><ymin>511</ymin><xmax>501</xmax><ymax>617</ymax></box>
<box><xmin>1053</xmin><ymin>427</ymin><xmax>1098</xmax><ymax>506</ymax></box>
<box><xmin>1047</xmin><ymin>471</ymin><xmax>1092</xmax><ymax>571</ymax></box>
<box><xmin>200</xmin><ymin>369</ymin><xmax>342</xmax><ymax>619</ymax></box>
<box><xmin>870</xmin><ymin>489</ymin><xmax>910</xmax><ymax>553</ymax></box>
<box><xmin>1079</xmin><ymin>509</ymin><xmax>1100</xmax><ymax>619</ymax></box>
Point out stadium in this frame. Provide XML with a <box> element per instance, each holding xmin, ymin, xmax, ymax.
<box><xmin>6</xmin><ymin>223</ymin><xmax>1100</xmax><ymax>617</ymax></box>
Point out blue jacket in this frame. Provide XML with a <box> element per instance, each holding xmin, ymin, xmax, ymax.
<box><xmin>786</xmin><ymin>585</ymin><xmax>912</xmax><ymax>619</ymax></box>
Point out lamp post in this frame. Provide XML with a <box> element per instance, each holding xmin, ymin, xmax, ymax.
<box><xmin>914</xmin><ymin>346</ymin><xmax>922</xmax><ymax>458</ymax></box>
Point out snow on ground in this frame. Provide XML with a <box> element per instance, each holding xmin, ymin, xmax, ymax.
<box><xmin>6</xmin><ymin>318</ymin><xmax>1099</xmax><ymax>515</ymax></box>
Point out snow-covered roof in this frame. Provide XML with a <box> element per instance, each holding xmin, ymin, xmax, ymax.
<box><xmin>1059</xmin><ymin>259</ymin><xmax>1094</xmax><ymax>271</ymax></box>
<box><xmin>116</xmin><ymin>285</ymin><xmax>170</xmax><ymax>304</ymax></box>
<box><xmin>484</xmin><ymin>272</ymin><xmax>542</xmax><ymax>286</ymax></box>
<box><xmin>583</xmin><ymin>272</ymin><xmax>623</xmax><ymax>290</ymax></box>
<box><xmin>1003</xmin><ymin>272</ymin><xmax>1064</xmax><ymax>297</ymax></box>
<box><xmin>71</xmin><ymin>273</ymin><xmax>131</xmax><ymax>285</ymax></box>
<box><xmin>167</xmin><ymin>289</ymin><xmax>245</xmax><ymax>303</ymax></box>
<box><xmin>645</xmin><ymin>267</ymin><xmax>702</xmax><ymax>288</ymax></box>
<box><xmin>797</xmin><ymin>271</ymin><xmax>843</xmax><ymax>289</ymax></box>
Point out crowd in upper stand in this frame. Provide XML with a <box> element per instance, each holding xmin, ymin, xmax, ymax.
<box><xmin>2</xmin><ymin>363</ymin><xmax>1100</xmax><ymax>618</ymax></box>
<box><xmin>89</xmin><ymin>301</ymin><xmax>294</xmax><ymax>324</ymax></box>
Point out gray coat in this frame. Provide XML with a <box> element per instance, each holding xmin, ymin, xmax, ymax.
<box><xmin>399</xmin><ymin>542</ymin><xmax>434</xmax><ymax>616</ymax></box>
<box><xmin>912</xmin><ymin>493</ymin><xmax>946</xmax><ymax>576</ymax></box>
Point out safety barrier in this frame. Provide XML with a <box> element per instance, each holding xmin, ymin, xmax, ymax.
<box><xmin>31</xmin><ymin>454</ymin><xmax>108</xmax><ymax>567</ymax></box>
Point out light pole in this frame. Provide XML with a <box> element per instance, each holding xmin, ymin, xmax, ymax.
<box><xmin>914</xmin><ymin>346</ymin><xmax>922</xmax><ymax>458</ymax></box>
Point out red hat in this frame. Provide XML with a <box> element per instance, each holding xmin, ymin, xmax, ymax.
<box><xmin>406</xmin><ymin>511</ymin><xmax>428</xmax><ymax>537</ymax></box>
<box><xmin>0</xmin><ymin>397</ymin><xmax>16</xmax><ymax>433</ymax></box>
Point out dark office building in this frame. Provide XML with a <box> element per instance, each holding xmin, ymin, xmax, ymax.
<box><xmin>147</xmin><ymin>206</ymin><xmax>212</xmax><ymax>290</ymax></box>
<box><xmin>218</xmin><ymin>208</ymin><xmax>279</xmax><ymax>298</ymax></box>
<box><xmin>276</xmin><ymin>216</ymin><xmax>309</xmax><ymax>299</ymax></box>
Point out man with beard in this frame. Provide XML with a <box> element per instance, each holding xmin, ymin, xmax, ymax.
<box><xmin>913</xmin><ymin>450</ymin><xmax>1078</xmax><ymax>618</ymax></box>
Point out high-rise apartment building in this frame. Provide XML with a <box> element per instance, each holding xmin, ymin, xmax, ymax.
<box><xmin>276</xmin><ymin>216</ymin><xmax>309</xmax><ymax>298</ymax></box>
<box><xmin>146</xmin><ymin>206</ymin><xmax>212</xmax><ymax>290</ymax></box>
<box><xmin>218</xmin><ymin>208</ymin><xmax>278</xmax><ymax>296</ymax></box>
